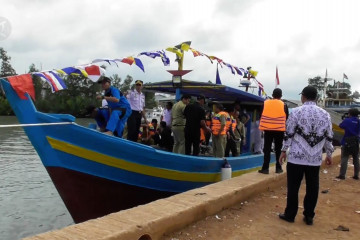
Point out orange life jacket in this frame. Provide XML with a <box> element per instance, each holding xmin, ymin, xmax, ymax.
<box><xmin>225</xmin><ymin>112</ymin><xmax>231</xmax><ymax>132</ymax></box>
<box><xmin>231</xmin><ymin>116</ymin><xmax>237</xmax><ymax>132</ymax></box>
<box><xmin>148</xmin><ymin>123</ymin><xmax>156</xmax><ymax>136</ymax></box>
<box><xmin>259</xmin><ymin>99</ymin><xmax>286</xmax><ymax>131</ymax></box>
<box><xmin>212</xmin><ymin>111</ymin><xmax>227</xmax><ymax>135</ymax></box>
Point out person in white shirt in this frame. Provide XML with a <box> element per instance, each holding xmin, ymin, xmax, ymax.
<box><xmin>160</xmin><ymin>101</ymin><xmax>173</xmax><ymax>128</ymax></box>
<box><xmin>278</xmin><ymin>86</ymin><xmax>333</xmax><ymax>226</ymax></box>
<box><xmin>126</xmin><ymin>80</ymin><xmax>148</xmax><ymax>142</ymax></box>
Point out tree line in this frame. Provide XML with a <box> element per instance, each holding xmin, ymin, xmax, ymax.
<box><xmin>0</xmin><ymin>47</ymin><xmax>157</xmax><ymax>116</ymax></box>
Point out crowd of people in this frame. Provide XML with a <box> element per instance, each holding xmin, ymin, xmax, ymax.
<box><xmin>89</xmin><ymin>79</ymin><xmax>360</xmax><ymax>226</ymax></box>
<box><xmin>88</xmin><ymin>76</ymin><xmax>250</xmax><ymax>157</ymax></box>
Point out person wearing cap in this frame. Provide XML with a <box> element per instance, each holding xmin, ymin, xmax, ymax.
<box><xmin>171</xmin><ymin>94</ymin><xmax>191</xmax><ymax>154</ymax></box>
<box><xmin>96</xmin><ymin>77</ymin><xmax>131</xmax><ymax>137</ymax></box>
<box><xmin>127</xmin><ymin>80</ymin><xmax>148</xmax><ymax>142</ymax></box>
<box><xmin>278</xmin><ymin>85</ymin><xmax>333</xmax><ymax>226</ymax></box>
<box><xmin>184</xmin><ymin>95</ymin><xmax>209</xmax><ymax>156</ymax></box>
<box><xmin>336</xmin><ymin>108</ymin><xmax>360</xmax><ymax>180</ymax></box>
<box><xmin>258</xmin><ymin>88</ymin><xmax>289</xmax><ymax>174</ymax></box>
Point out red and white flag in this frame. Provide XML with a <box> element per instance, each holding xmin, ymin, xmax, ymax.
<box><xmin>275</xmin><ymin>66</ymin><xmax>280</xmax><ymax>86</ymax></box>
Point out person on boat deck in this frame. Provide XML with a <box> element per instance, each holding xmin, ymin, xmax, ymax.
<box><xmin>161</xmin><ymin>101</ymin><xmax>173</xmax><ymax>128</ymax></box>
<box><xmin>336</xmin><ymin>108</ymin><xmax>360</xmax><ymax>180</ymax></box>
<box><xmin>148</xmin><ymin>118</ymin><xmax>160</xmax><ymax>145</ymax></box>
<box><xmin>233</xmin><ymin>110</ymin><xmax>246</xmax><ymax>154</ymax></box>
<box><xmin>258</xmin><ymin>88</ymin><xmax>289</xmax><ymax>174</ymax></box>
<box><xmin>225</xmin><ymin>107</ymin><xmax>239</xmax><ymax>157</ymax></box>
<box><xmin>127</xmin><ymin>80</ymin><xmax>148</xmax><ymax>142</ymax></box>
<box><xmin>234</xmin><ymin>100</ymin><xmax>250</xmax><ymax>125</ymax></box>
<box><xmin>156</xmin><ymin>121</ymin><xmax>174</xmax><ymax>152</ymax></box>
<box><xmin>172</xmin><ymin>94</ymin><xmax>191</xmax><ymax>154</ymax></box>
<box><xmin>184</xmin><ymin>95</ymin><xmax>210</xmax><ymax>156</ymax></box>
<box><xmin>86</xmin><ymin>105</ymin><xmax>110</xmax><ymax>132</ymax></box>
<box><xmin>212</xmin><ymin>103</ymin><xmax>228</xmax><ymax>158</ymax></box>
<box><xmin>96</xmin><ymin>77</ymin><xmax>131</xmax><ymax>137</ymax></box>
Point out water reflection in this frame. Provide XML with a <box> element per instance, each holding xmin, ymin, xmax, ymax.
<box><xmin>0</xmin><ymin>116</ymin><xmax>95</xmax><ymax>239</ymax></box>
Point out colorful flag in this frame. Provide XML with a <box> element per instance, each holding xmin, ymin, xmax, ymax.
<box><xmin>121</xmin><ymin>57</ymin><xmax>135</xmax><ymax>65</ymax></box>
<box><xmin>209</xmin><ymin>56</ymin><xmax>223</xmax><ymax>64</ymax></box>
<box><xmin>139</xmin><ymin>51</ymin><xmax>160</xmax><ymax>58</ymax></box>
<box><xmin>42</xmin><ymin>71</ymin><xmax>67</xmax><ymax>92</ymax></box>
<box><xmin>180</xmin><ymin>41</ymin><xmax>191</xmax><ymax>51</ymax></box>
<box><xmin>91</xmin><ymin>59</ymin><xmax>119</xmax><ymax>67</ymax></box>
<box><xmin>190</xmin><ymin>48</ymin><xmax>202</xmax><ymax>57</ymax></box>
<box><xmin>158</xmin><ymin>50</ymin><xmax>170</xmax><ymax>66</ymax></box>
<box><xmin>249</xmin><ymin>69</ymin><xmax>258</xmax><ymax>77</ymax></box>
<box><xmin>83</xmin><ymin>65</ymin><xmax>105</xmax><ymax>82</ymax></box>
<box><xmin>223</xmin><ymin>62</ymin><xmax>235</xmax><ymax>75</ymax></box>
<box><xmin>343</xmin><ymin>73</ymin><xmax>348</xmax><ymax>80</ymax></box>
<box><xmin>139</xmin><ymin>50</ymin><xmax>170</xmax><ymax>66</ymax></box>
<box><xmin>233</xmin><ymin>67</ymin><xmax>243</xmax><ymax>76</ymax></box>
<box><xmin>60</xmin><ymin>67</ymin><xmax>84</xmax><ymax>76</ymax></box>
<box><xmin>166</xmin><ymin>47</ymin><xmax>183</xmax><ymax>58</ymax></box>
<box><xmin>8</xmin><ymin>74</ymin><xmax>35</xmax><ymax>100</ymax></box>
<box><xmin>276</xmin><ymin>66</ymin><xmax>280</xmax><ymax>86</ymax></box>
<box><xmin>134</xmin><ymin>58</ymin><xmax>145</xmax><ymax>72</ymax></box>
<box><xmin>216</xmin><ymin>63</ymin><xmax>222</xmax><ymax>85</ymax></box>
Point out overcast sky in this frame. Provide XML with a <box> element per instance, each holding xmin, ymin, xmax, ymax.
<box><xmin>1</xmin><ymin>0</ymin><xmax>359</xmax><ymax>99</ymax></box>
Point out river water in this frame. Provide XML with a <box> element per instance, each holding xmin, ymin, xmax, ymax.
<box><xmin>0</xmin><ymin>116</ymin><xmax>92</xmax><ymax>240</ymax></box>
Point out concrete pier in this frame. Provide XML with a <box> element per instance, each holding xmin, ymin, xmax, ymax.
<box><xmin>24</xmin><ymin>149</ymin><xmax>340</xmax><ymax>240</ymax></box>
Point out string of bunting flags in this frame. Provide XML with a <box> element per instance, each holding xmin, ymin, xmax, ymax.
<box><xmin>5</xmin><ymin>42</ymin><xmax>267</xmax><ymax>100</ymax></box>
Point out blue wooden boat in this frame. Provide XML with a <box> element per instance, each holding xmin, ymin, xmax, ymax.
<box><xmin>0</xmin><ymin>78</ymin><xmax>273</xmax><ymax>223</ymax></box>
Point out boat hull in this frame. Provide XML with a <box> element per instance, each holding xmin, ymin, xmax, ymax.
<box><xmin>1</xmin><ymin>79</ymin><xmax>272</xmax><ymax>223</ymax></box>
<box><xmin>46</xmin><ymin>166</ymin><xmax>174</xmax><ymax>223</ymax></box>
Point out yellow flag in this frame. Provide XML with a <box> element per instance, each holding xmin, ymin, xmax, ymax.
<box><xmin>249</xmin><ymin>69</ymin><xmax>258</xmax><ymax>77</ymax></box>
<box><xmin>180</xmin><ymin>41</ymin><xmax>191</xmax><ymax>51</ymax></box>
<box><xmin>166</xmin><ymin>47</ymin><xmax>183</xmax><ymax>58</ymax></box>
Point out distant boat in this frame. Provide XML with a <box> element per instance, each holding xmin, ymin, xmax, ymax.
<box><xmin>1</xmin><ymin>79</ymin><xmax>273</xmax><ymax>223</ymax></box>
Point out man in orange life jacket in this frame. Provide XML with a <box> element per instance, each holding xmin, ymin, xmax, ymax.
<box><xmin>212</xmin><ymin>103</ymin><xmax>228</xmax><ymax>158</ymax></box>
<box><xmin>258</xmin><ymin>88</ymin><xmax>289</xmax><ymax>174</ymax></box>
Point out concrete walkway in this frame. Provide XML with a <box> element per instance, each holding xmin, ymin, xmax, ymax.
<box><xmin>25</xmin><ymin>149</ymin><xmax>340</xmax><ymax>240</ymax></box>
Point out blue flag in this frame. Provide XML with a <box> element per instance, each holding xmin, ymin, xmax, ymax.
<box><xmin>216</xmin><ymin>64</ymin><xmax>222</xmax><ymax>85</ymax></box>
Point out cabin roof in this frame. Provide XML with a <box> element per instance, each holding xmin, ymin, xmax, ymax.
<box><xmin>144</xmin><ymin>80</ymin><xmax>265</xmax><ymax>103</ymax></box>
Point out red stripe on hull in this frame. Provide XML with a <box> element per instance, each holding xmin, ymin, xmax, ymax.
<box><xmin>46</xmin><ymin>167</ymin><xmax>174</xmax><ymax>223</ymax></box>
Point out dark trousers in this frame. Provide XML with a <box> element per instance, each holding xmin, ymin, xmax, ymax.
<box><xmin>225</xmin><ymin>138</ymin><xmax>238</xmax><ymax>157</ymax></box>
<box><xmin>262</xmin><ymin>130</ymin><xmax>284</xmax><ymax>170</ymax></box>
<box><xmin>185</xmin><ymin>128</ymin><xmax>200</xmax><ymax>156</ymax></box>
<box><xmin>285</xmin><ymin>162</ymin><xmax>320</xmax><ymax>220</ymax></box>
<box><xmin>340</xmin><ymin>146</ymin><xmax>359</xmax><ymax>177</ymax></box>
<box><xmin>127</xmin><ymin>111</ymin><xmax>142</xmax><ymax>142</ymax></box>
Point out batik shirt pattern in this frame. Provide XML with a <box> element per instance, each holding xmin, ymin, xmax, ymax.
<box><xmin>282</xmin><ymin>101</ymin><xmax>334</xmax><ymax>166</ymax></box>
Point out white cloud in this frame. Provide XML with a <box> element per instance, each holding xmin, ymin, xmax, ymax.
<box><xmin>1</xmin><ymin>0</ymin><xmax>360</xmax><ymax>99</ymax></box>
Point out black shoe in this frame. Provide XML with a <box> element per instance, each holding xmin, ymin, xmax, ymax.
<box><xmin>303</xmin><ymin>216</ymin><xmax>313</xmax><ymax>225</ymax></box>
<box><xmin>258</xmin><ymin>169</ymin><xmax>269</xmax><ymax>174</ymax></box>
<box><xmin>279</xmin><ymin>213</ymin><xmax>294</xmax><ymax>223</ymax></box>
<box><xmin>276</xmin><ymin>168</ymin><xmax>284</xmax><ymax>174</ymax></box>
<box><xmin>336</xmin><ymin>175</ymin><xmax>345</xmax><ymax>180</ymax></box>
<box><xmin>353</xmin><ymin>176</ymin><xmax>359</xmax><ymax>180</ymax></box>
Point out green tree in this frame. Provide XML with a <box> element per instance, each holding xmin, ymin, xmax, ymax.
<box><xmin>121</xmin><ymin>75</ymin><xmax>133</xmax><ymax>93</ymax></box>
<box><xmin>352</xmin><ymin>90</ymin><xmax>360</xmax><ymax>99</ymax></box>
<box><xmin>308</xmin><ymin>76</ymin><xmax>324</xmax><ymax>92</ymax></box>
<box><xmin>145</xmin><ymin>92</ymin><xmax>157</xmax><ymax>109</ymax></box>
<box><xmin>0</xmin><ymin>47</ymin><xmax>16</xmax><ymax>77</ymax></box>
<box><xmin>28</xmin><ymin>63</ymin><xmax>44</xmax><ymax>100</ymax></box>
<box><xmin>0</xmin><ymin>47</ymin><xmax>16</xmax><ymax>115</ymax></box>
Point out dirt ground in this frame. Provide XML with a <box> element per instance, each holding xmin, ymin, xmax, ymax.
<box><xmin>162</xmin><ymin>160</ymin><xmax>360</xmax><ymax>240</ymax></box>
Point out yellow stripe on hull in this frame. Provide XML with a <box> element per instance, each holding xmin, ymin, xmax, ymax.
<box><xmin>47</xmin><ymin>137</ymin><xmax>255</xmax><ymax>182</ymax></box>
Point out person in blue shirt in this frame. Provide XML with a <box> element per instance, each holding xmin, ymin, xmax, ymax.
<box><xmin>96</xmin><ymin>77</ymin><xmax>131</xmax><ymax>137</ymax></box>
<box><xmin>86</xmin><ymin>105</ymin><xmax>110</xmax><ymax>132</ymax></box>
<box><xmin>336</xmin><ymin>108</ymin><xmax>360</xmax><ymax>180</ymax></box>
